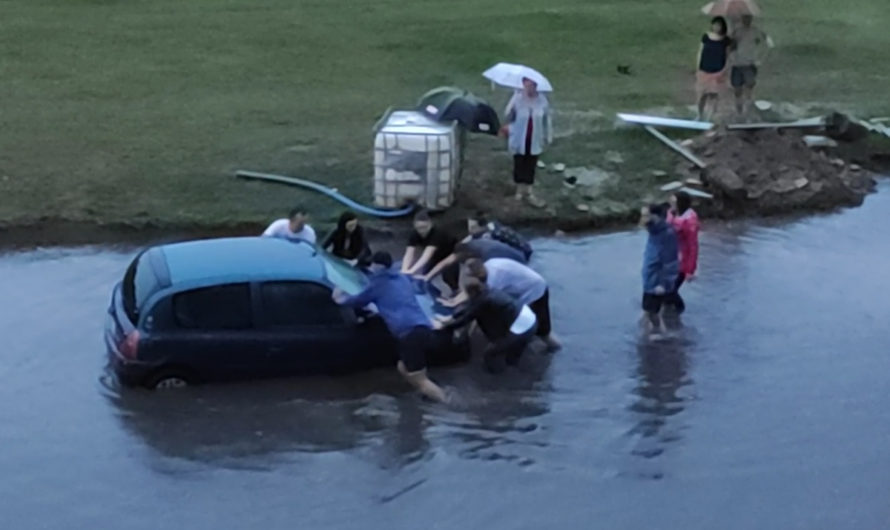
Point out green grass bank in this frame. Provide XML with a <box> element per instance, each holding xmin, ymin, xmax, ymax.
<box><xmin>2</xmin><ymin>0</ymin><xmax>889</xmax><ymax>236</ymax></box>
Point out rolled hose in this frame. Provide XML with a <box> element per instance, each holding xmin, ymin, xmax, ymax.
<box><xmin>236</xmin><ymin>170</ymin><xmax>417</xmax><ymax>218</ymax></box>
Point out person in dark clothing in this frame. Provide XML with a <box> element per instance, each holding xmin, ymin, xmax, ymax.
<box><xmin>401</xmin><ymin>210</ymin><xmax>459</xmax><ymax>290</ymax></box>
<box><xmin>422</xmin><ymin>238</ymin><xmax>527</xmax><ymax>286</ymax></box>
<box><xmin>464</xmin><ymin>211</ymin><xmax>533</xmax><ymax>260</ymax></box>
<box><xmin>321</xmin><ymin>211</ymin><xmax>371</xmax><ymax>266</ymax></box>
<box><xmin>334</xmin><ymin>251</ymin><xmax>449</xmax><ymax>403</ymax></box>
<box><xmin>640</xmin><ymin>204</ymin><xmax>679</xmax><ymax>339</ymax></box>
<box><xmin>695</xmin><ymin>16</ymin><xmax>732</xmax><ymax>121</ymax></box>
<box><xmin>436</xmin><ymin>278</ymin><xmax>537</xmax><ymax>374</ymax></box>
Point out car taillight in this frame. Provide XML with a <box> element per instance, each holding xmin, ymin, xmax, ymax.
<box><xmin>120</xmin><ymin>331</ymin><xmax>140</xmax><ymax>360</ymax></box>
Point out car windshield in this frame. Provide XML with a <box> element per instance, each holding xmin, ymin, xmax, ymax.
<box><xmin>317</xmin><ymin>249</ymin><xmax>368</xmax><ymax>295</ymax></box>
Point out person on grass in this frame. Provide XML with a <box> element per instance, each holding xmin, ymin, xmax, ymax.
<box><xmin>262</xmin><ymin>206</ymin><xmax>317</xmax><ymax>244</ymax></box>
<box><xmin>333</xmin><ymin>251</ymin><xmax>449</xmax><ymax>403</ymax></box>
<box><xmin>321</xmin><ymin>210</ymin><xmax>371</xmax><ymax>266</ymax></box>
<box><xmin>502</xmin><ymin>78</ymin><xmax>552</xmax><ymax>208</ymax></box>
<box><xmin>695</xmin><ymin>16</ymin><xmax>732</xmax><ymax>121</ymax></box>
<box><xmin>640</xmin><ymin>204</ymin><xmax>679</xmax><ymax>339</ymax></box>
<box><xmin>666</xmin><ymin>191</ymin><xmax>700</xmax><ymax>313</ymax></box>
<box><xmin>435</xmin><ymin>278</ymin><xmax>537</xmax><ymax>374</ymax></box>
<box><xmin>401</xmin><ymin>210</ymin><xmax>459</xmax><ymax>291</ymax></box>
<box><xmin>730</xmin><ymin>14</ymin><xmax>774</xmax><ymax>118</ymax></box>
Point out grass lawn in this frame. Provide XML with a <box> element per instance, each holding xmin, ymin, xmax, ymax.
<box><xmin>1</xmin><ymin>0</ymin><xmax>889</xmax><ymax>231</ymax></box>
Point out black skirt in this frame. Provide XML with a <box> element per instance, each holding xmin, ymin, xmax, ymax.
<box><xmin>513</xmin><ymin>154</ymin><xmax>538</xmax><ymax>185</ymax></box>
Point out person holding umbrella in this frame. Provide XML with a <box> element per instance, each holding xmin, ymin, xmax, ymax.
<box><xmin>501</xmin><ymin>77</ymin><xmax>552</xmax><ymax>208</ymax></box>
<box><xmin>484</xmin><ymin>63</ymin><xmax>553</xmax><ymax>209</ymax></box>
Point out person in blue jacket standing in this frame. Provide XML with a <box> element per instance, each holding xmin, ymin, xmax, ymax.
<box><xmin>640</xmin><ymin>203</ymin><xmax>680</xmax><ymax>338</ymax></box>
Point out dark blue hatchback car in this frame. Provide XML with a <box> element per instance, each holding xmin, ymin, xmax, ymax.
<box><xmin>105</xmin><ymin>237</ymin><xmax>468</xmax><ymax>390</ymax></box>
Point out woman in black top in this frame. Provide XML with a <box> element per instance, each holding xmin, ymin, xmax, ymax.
<box><xmin>437</xmin><ymin>278</ymin><xmax>537</xmax><ymax>373</ymax></box>
<box><xmin>322</xmin><ymin>211</ymin><xmax>371</xmax><ymax>265</ymax></box>
<box><xmin>695</xmin><ymin>16</ymin><xmax>732</xmax><ymax>121</ymax></box>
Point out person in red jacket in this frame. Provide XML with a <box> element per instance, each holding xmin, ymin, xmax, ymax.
<box><xmin>665</xmin><ymin>191</ymin><xmax>700</xmax><ymax>313</ymax></box>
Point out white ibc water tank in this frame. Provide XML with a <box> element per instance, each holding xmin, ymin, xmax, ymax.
<box><xmin>373</xmin><ymin>110</ymin><xmax>461</xmax><ymax>210</ymax></box>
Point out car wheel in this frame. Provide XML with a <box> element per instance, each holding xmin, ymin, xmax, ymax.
<box><xmin>144</xmin><ymin>368</ymin><xmax>194</xmax><ymax>391</ymax></box>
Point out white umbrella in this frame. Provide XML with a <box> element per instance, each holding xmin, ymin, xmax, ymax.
<box><xmin>482</xmin><ymin>62</ymin><xmax>553</xmax><ymax>92</ymax></box>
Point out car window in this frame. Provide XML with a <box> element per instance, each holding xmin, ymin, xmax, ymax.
<box><xmin>318</xmin><ymin>250</ymin><xmax>367</xmax><ymax>296</ymax></box>
<box><xmin>122</xmin><ymin>250</ymin><xmax>162</xmax><ymax>324</ymax></box>
<box><xmin>261</xmin><ymin>281</ymin><xmax>347</xmax><ymax>327</ymax></box>
<box><xmin>173</xmin><ymin>283</ymin><xmax>252</xmax><ymax>330</ymax></box>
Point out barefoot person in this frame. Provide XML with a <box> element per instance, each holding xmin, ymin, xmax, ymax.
<box><xmin>262</xmin><ymin>206</ymin><xmax>317</xmax><ymax>244</ymax></box>
<box><xmin>730</xmin><ymin>15</ymin><xmax>774</xmax><ymax>118</ymax></box>
<box><xmin>695</xmin><ymin>16</ymin><xmax>732</xmax><ymax>121</ymax></box>
<box><xmin>435</xmin><ymin>278</ymin><xmax>537</xmax><ymax>374</ymax></box>
<box><xmin>666</xmin><ymin>192</ymin><xmax>700</xmax><ymax>313</ymax></box>
<box><xmin>333</xmin><ymin>252</ymin><xmax>449</xmax><ymax>403</ymax></box>
<box><xmin>465</xmin><ymin>258</ymin><xmax>561</xmax><ymax>351</ymax></box>
<box><xmin>502</xmin><ymin>78</ymin><xmax>552</xmax><ymax>208</ymax></box>
<box><xmin>401</xmin><ymin>210</ymin><xmax>459</xmax><ymax>291</ymax></box>
<box><xmin>640</xmin><ymin>204</ymin><xmax>679</xmax><ymax>338</ymax></box>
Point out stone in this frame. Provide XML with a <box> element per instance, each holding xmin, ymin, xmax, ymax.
<box><xmin>575</xmin><ymin>204</ymin><xmax>591</xmax><ymax>212</ymax></box>
<box><xmin>830</xmin><ymin>158</ymin><xmax>845</xmax><ymax>167</ymax></box>
<box><xmin>651</xmin><ymin>170</ymin><xmax>668</xmax><ymax>178</ymax></box>
<box><xmin>604</xmin><ymin>151</ymin><xmax>624</xmax><ymax>165</ymax></box>
<box><xmin>680</xmin><ymin>139</ymin><xmax>695</xmax><ymax>147</ymax></box>
<box><xmin>704</xmin><ymin>165</ymin><xmax>746</xmax><ymax>198</ymax></box>
<box><xmin>850</xmin><ymin>164</ymin><xmax>862</xmax><ymax>171</ymax></box>
<box><xmin>554</xmin><ymin>230</ymin><xmax>567</xmax><ymax>238</ymax></box>
<box><xmin>794</xmin><ymin>177</ymin><xmax>809</xmax><ymax>189</ymax></box>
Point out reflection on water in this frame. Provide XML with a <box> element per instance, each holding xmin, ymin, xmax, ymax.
<box><xmin>2</xmin><ymin>182</ymin><xmax>890</xmax><ymax>529</ymax></box>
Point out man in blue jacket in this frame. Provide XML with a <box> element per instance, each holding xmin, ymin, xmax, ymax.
<box><xmin>333</xmin><ymin>251</ymin><xmax>449</xmax><ymax>403</ymax></box>
<box><xmin>640</xmin><ymin>203</ymin><xmax>680</xmax><ymax>338</ymax></box>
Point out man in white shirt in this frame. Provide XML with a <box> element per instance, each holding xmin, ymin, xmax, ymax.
<box><xmin>465</xmin><ymin>258</ymin><xmax>560</xmax><ymax>351</ymax></box>
<box><xmin>261</xmin><ymin>207</ymin><xmax>317</xmax><ymax>244</ymax></box>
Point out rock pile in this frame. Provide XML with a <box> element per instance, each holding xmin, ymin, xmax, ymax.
<box><xmin>680</xmin><ymin>128</ymin><xmax>875</xmax><ymax>215</ymax></box>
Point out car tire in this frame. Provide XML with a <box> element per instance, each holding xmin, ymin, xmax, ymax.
<box><xmin>144</xmin><ymin>367</ymin><xmax>195</xmax><ymax>391</ymax></box>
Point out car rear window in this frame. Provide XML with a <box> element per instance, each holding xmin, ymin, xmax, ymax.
<box><xmin>173</xmin><ymin>283</ymin><xmax>252</xmax><ymax>330</ymax></box>
<box><xmin>318</xmin><ymin>250</ymin><xmax>368</xmax><ymax>295</ymax></box>
<box><xmin>122</xmin><ymin>250</ymin><xmax>162</xmax><ymax>324</ymax></box>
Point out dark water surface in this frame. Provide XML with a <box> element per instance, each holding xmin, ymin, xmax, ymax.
<box><xmin>2</xmin><ymin>185</ymin><xmax>890</xmax><ymax>529</ymax></box>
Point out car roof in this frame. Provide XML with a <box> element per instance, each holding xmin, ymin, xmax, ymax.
<box><xmin>159</xmin><ymin>237</ymin><xmax>325</xmax><ymax>285</ymax></box>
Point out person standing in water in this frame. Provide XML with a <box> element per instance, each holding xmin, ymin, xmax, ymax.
<box><xmin>666</xmin><ymin>191</ymin><xmax>700</xmax><ymax>314</ymax></box>
<box><xmin>333</xmin><ymin>252</ymin><xmax>449</xmax><ymax>403</ymax></box>
<box><xmin>640</xmin><ymin>204</ymin><xmax>679</xmax><ymax>338</ymax></box>
<box><xmin>730</xmin><ymin>15</ymin><xmax>774</xmax><ymax>118</ymax></box>
<box><xmin>321</xmin><ymin>211</ymin><xmax>371</xmax><ymax>266</ymax></box>
<box><xmin>435</xmin><ymin>278</ymin><xmax>537</xmax><ymax>374</ymax></box>
<box><xmin>502</xmin><ymin>78</ymin><xmax>552</xmax><ymax>208</ymax></box>
<box><xmin>401</xmin><ymin>210</ymin><xmax>459</xmax><ymax>291</ymax></box>
<box><xmin>695</xmin><ymin>16</ymin><xmax>732</xmax><ymax>121</ymax></box>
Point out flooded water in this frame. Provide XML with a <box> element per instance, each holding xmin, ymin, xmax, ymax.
<box><xmin>3</xmin><ymin>185</ymin><xmax>890</xmax><ymax>529</ymax></box>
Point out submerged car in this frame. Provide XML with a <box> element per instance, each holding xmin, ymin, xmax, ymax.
<box><xmin>105</xmin><ymin>237</ymin><xmax>468</xmax><ymax>389</ymax></box>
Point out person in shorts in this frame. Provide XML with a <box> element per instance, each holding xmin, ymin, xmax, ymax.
<box><xmin>334</xmin><ymin>251</ymin><xmax>449</xmax><ymax>403</ymax></box>
<box><xmin>639</xmin><ymin>204</ymin><xmax>679</xmax><ymax>338</ymax></box>
<box><xmin>730</xmin><ymin>15</ymin><xmax>774</xmax><ymax>117</ymax></box>
<box><xmin>695</xmin><ymin>16</ymin><xmax>732</xmax><ymax>121</ymax></box>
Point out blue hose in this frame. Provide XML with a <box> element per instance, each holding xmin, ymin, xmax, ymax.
<box><xmin>236</xmin><ymin>170</ymin><xmax>417</xmax><ymax>218</ymax></box>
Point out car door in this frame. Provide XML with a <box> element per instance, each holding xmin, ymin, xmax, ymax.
<box><xmin>256</xmin><ymin>281</ymin><xmax>368</xmax><ymax>375</ymax></box>
<box><xmin>166</xmin><ymin>282</ymin><xmax>268</xmax><ymax>382</ymax></box>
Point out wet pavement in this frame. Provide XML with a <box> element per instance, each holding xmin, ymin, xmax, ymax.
<box><xmin>2</xmin><ymin>184</ymin><xmax>890</xmax><ymax>529</ymax></box>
